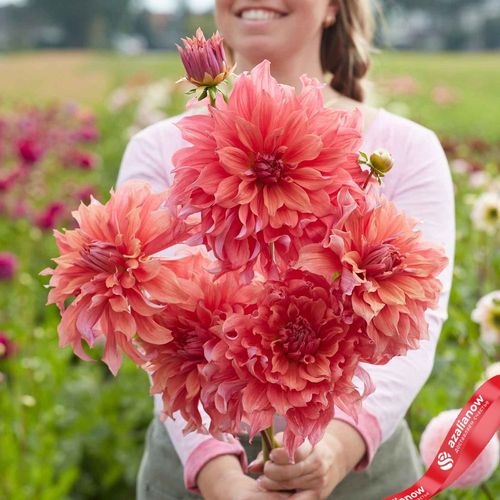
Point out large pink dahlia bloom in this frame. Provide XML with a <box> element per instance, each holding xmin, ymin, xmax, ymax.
<box><xmin>297</xmin><ymin>194</ymin><xmax>448</xmax><ymax>364</ymax></box>
<box><xmin>41</xmin><ymin>180</ymin><xmax>199</xmax><ymax>374</ymax></box>
<box><xmin>222</xmin><ymin>269</ymin><xmax>373</xmax><ymax>458</ymax></box>
<box><xmin>170</xmin><ymin>60</ymin><xmax>365</xmax><ymax>281</ymax></box>
<box><xmin>141</xmin><ymin>251</ymin><xmax>261</xmax><ymax>433</ymax></box>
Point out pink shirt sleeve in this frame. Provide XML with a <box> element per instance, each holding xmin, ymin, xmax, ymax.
<box><xmin>116</xmin><ymin>108</ymin><xmax>455</xmax><ymax>485</ymax></box>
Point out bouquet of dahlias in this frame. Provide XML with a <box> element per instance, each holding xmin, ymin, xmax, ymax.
<box><xmin>42</xmin><ymin>29</ymin><xmax>448</xmax><ymax>461</ymax></box>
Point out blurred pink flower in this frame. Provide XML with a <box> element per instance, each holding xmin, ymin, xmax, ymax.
<box><xmin>0</xmin><ymin>332</ymin><xmax>17</xmax><ymax>359</ymax></box>
<box><xmin>41</xmin><ymin>180</ymin><xmax>200</xmax><ymax>374</ymax></box>
<box><xmin>432</xmin><ymin>85</ymin><xmax>459</xmax><ymax>106</ymax></box>
<box><xmin>0</xmin><ymin>252</ymin><xmax>18</xmax><ymax>281</ymax></box>
<box><xmin>17</xmin><ymin>137</ymin><xmax>44</xmax><ymax>165</ymax></box>
<box><xmin>73</xmin><ymin>185</ymin><xmax>97</xmax><ymax>203</ymax></box>
<box><xmin>64</xmin><ymin>150</ymin><xmax>99</xmax><ymax>170</ymax></box>
<box><xmin>381</xmin><ymin>75</ymin><xmax>420</xmax><ymax>96</ymax></box>
<box><xmin>35</xmin><ymin>201</ymin><xmax>66</xmax><ymax>230</ymax></box>
<box><xmin>420</xmin><ymin>409</ymin><xmax>499</xmax><ymax>487</ymax></box>
<box><xmin>12</xmin><ymin>200</ymin><xmax>29</xmax><ymax>219</ymax></box>
<box><xmin>73</xmin><ymin>125</ymin><xmax>100</xmax><ymax>143</ymax></box>
<box><xmin>297</xmin><ymin>193</ymin><xmax>448</xmax><ymax>365</ymax></box>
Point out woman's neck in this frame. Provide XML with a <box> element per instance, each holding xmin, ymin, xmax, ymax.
<box><xmin>233</xmin><ymin>52</ymin><xmax>335</xmax><ymax>98</ymax></box>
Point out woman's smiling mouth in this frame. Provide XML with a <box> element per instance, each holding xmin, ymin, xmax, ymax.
<box><xmin>237</xmin><ymin>7</ymin><xmax>288</xmax><ymax>22</ymax></box>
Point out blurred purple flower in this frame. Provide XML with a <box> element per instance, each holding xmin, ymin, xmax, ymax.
<box><xmin>74</xmin><ymin>185</ymin><xmax>97</xmax><ymax>203</ymax></box>
<box><xmin>13</xmin><ymin>200</ymin><xmax>29</xmax><ymax>219</ymax></box>
<box><xmin>64</xmin><ymin>150</ymin><xmax>98</xmax><ymax>170</ymax></box>
<box><xmin>74</xmin><ymin>125</ymin><xmax>100</xmax><ymax>143</ymax></box>
<box><xmin>0</xmin><ymin>252</ymin><xmax>18</xmax><ymax>281</ymax></box>
<box><xmin>0</xmin><ymin>332</ymin><xmax>17</xmax><ymax>360</ymax></box>
<box><xmin>17</xmin><ymin>137</ymin><xmax>44</xmax><ymax>165</ymax></box>
<box><xmin>35</xmin><ymin>201</ymin><xmax>66</xmax><ymax>230</ymax></box>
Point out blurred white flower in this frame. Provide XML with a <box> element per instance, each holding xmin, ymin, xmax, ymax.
<box><xmin>485</xmin><ymin>362</ymin><xmax>500</xmax><ymax>379</ymax></box>
<box><xmin>476</xmin><ymin>362</ymin><xmax>500</xmax><ymax>390</ymax></box>
<box><xmin>472</xmin><ymin>290</ymin><xmax>500</xmax><ymax>346</ymax></box>
<box><xmin>469</xmin><ymin>171</ymin><xmax>489</xmax><ymax>189</ymax></box>
<box><xmin>471</xmin><ymin>192</ymin><xmax>500</xmax><ymax>234</ymax></box>
<box><xmin>139</xmin><ymin>79</ymin><xmax>172</xmax><ymax>110</ymax></box>
<box><xmin>450</xmin><ymin>158</ymin><xmax>472</xmax><ymax>175</ymax></box>
<box><xmin>135</xmin><ymin>104</ymin><xmax>167</xmax><ymax>129</ymax></box>
<box><xmin>20</xmin><ymin>395</ymin><xmax>37</xmax><ymax>407</ymax></box>
<box><xmin>107</xmin><ymin>87</ymin><xmax>132</xmax><ymax>112</ymax></box>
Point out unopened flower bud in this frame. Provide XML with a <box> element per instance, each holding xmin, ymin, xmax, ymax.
<box><xmin>369</xmin><ymin>148</ymin><xmax>394</xmax><ymax>177</ymax></box>
<box><xmin>177</xmin><ymin>28</ymin><xmax>233</xmax><ymax>88</ymax></box>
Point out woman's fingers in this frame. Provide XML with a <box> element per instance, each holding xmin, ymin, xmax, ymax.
<box><xmin>248</xmin><ymin>450</ymin><xmax>265</xmax><ymax>473</ymax></box>
<box><xmin>290</xmin><ymin>490</ymin><xmax>320</xmax><ymax>500</ymax></box>
<box><xmin>257</xmin><ymin>471</ymin><xmax>320</xmax><ymax>492</ymax></box>
<box><xmin>263</xmin><ymin>458</ymin><xmax>316</xmax><ymax>482</ymax></box>
<box><xmin>270</xmin><ymin>433</ymin><xmax>313</xmax><ymax>465</ymax></box>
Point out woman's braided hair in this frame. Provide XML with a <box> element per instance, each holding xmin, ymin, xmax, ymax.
<box><xmin>322</xmin><ymin>0</ymin><xmax>376</xmax><ymax>103</ymax></box>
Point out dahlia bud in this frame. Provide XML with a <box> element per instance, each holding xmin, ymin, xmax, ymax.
<box><xmin>359</xmin><ymin>148</ymin><xmax>395</xmax><ymax>189</ymax></box>
<box><xmin>370</xmin><ymin>148</ymin><xmax>394</xmax><ymax>177</ymax></box>
<box><xmin>177</xmin><ymin>28</ymin><xmax>235</xmax><ymax>106</ymax></box>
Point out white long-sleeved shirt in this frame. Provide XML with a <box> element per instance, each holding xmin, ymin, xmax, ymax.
<box><xmin>116</xmin><ymin>105</ymin><xmax>455</xmax><ymax>491</ymax></box>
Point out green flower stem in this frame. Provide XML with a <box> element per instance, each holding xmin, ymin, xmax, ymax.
<box><xmin>362</xmin><ymin>171</ymin><xmax>373</xmax><ymax>190</ymax></box>
<box><xmin>261</xmin><ymin>423</ymin><xmax>279</xmax><ymax>463</ymax></box>
<box><xmin>261</xmin><ymin>429</ymin><xmax>272</xmax><ymax>462</ymax></box>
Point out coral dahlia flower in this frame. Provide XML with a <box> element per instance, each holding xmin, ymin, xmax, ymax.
<box><xmin>170</xmin><ymin>60</ymin><xmax>365</xmax><ymax>281</ymax></box>
<box><xmin>41</xmin><ymin>180</ymin><xmax>199</xmax><ymax>374</ymax></box>
<box><xmin>222</xmin><ymin>269</ymin><xmax>373</xmax><ymax>458</ymax></box>
<box><xmin>141</xmin><ymin>251</ymin><xmax>261</xmax><ymax>433</ymax></box>
<box><xmin>297</xmin><ymin>194</ymin><xmax>448</xmax><ymax>365</ymax></box>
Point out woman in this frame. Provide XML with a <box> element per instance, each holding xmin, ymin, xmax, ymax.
<box><xmin>117</xmin><ymin>1</ymin><xmax>455</xmax><ymax>498</ymax></box>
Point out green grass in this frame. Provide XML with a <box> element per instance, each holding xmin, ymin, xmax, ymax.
<box><xmin>372</xmin><ymin>51</ymin><xmax>500</xmax><ymax>142</ymax></box>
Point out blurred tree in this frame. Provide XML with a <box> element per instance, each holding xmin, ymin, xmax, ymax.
<box><xmin>482</xmin><ymin>16</ymin><xmax>500</xmax><ymax>49</ymax></box>
<box><xmin>28</xmin><ymin>0</ymin><xmax>133</xmax><ymax>47</ymax></box>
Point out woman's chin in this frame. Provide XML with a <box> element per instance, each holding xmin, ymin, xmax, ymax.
<box><xmin>235</xmin><ymin>44</ymin><xmax>286</xmax><ymax>67</ymax></box>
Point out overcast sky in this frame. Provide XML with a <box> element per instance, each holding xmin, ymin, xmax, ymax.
<box><xmin>0</xmin><ymin>0</ymin><xmax>215</xmax><ymax>13</ymax></box>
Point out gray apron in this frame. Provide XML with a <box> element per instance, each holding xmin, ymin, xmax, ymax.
<box><xmin>137</xmin><ymin>417</ymin><xmax>423</xmax><ymax>500</ymax></box>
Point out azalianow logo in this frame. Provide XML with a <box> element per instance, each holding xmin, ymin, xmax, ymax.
<box><xmin>437</xmin><ymin>451</ymin><xmax>454</xmax><ymax>471</ymax></box>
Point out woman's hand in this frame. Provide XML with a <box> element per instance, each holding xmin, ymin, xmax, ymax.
<box><xmin>252</xmin><ymin>420</ymin><xmax>367</xmax><ymax>499</ymax></box>
<box><xmin>197</xmin><ymin>454</ymin><xmax>291</xmax><ymax>500</ymax></box>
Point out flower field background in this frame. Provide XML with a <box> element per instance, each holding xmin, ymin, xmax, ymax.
<box><xmin>0</xmin><ymin>50</ymin><xmax>499</xmax><ymax>499</ymax></box>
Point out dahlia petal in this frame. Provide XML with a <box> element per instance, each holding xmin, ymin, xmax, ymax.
<box><xmin>127</xmin><ymin>287</ymin><xmax>165</xmax><ymax>316</ymax></box>
<box><xmin>377</xmin><ymin>281</ymin><xmax>407</xmax><ymax>305</ymax></box>
<box><xmin>297</xmin><ymin>244</ymin><xmax>340</xmax><ymax>279</ymax></box>
<box><xmin>263</xmin><ymin>185</ymin><xmax>285</xmax><ymax>216</ymax></box>
<box><xmin>214</xmin><ymin>175</ymin><xmax>241</xmax><ymax>207</ymax></box>
<box><xmin>217</xmin><ymin>147</ymin><xmax>250</xmax><ymax>175</ymax></box>
<box><xmin>281</xmin><ymin>183</ymin><xmax>311</xmax><ymax>212</ymax></box>
<box><xmin>235</xmin><ymin>116</ymin><xmax>263</xmax><ymax>152</ymax></box>
<box><xmin>102</xmin><ymin>329</ymin><xmax>122</xmax><ymax>376</ymax></box>
<box><xmin>134</xmin><ymin>315</ymin><xmax>173</xmax><ymax>345</ymax></box>
<box><xmin>284</xmin><ymin>133</ymin><xmax>322</xmax><ymax>164</ymax></box>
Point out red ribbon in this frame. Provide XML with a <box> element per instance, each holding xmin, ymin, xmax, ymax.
<box><xmin>385</xmin><ymin>375</ymin><xmax>500</xmax><ymax>499</ymax></box>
